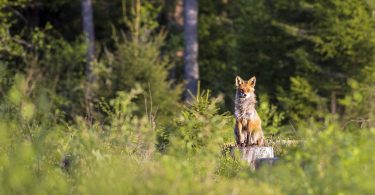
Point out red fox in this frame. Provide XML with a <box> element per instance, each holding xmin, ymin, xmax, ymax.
<box><xmin>234</xmin><ymin>76</ymin><xmax>264</xmax><ymax>147</ymax></box>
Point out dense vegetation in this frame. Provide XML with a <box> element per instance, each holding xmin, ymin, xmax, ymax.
<box><xmin>0</xmin><ymin>0</ymin><xmax>374</xmax><ymax>194</ymax></box>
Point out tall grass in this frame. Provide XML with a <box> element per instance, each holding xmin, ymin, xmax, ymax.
<box><xmin>0</xmin><ymin>78</ymin><xmax>374</xmax><ymax>194</ymax></box>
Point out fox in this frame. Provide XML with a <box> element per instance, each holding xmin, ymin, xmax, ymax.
<box><xmin>234</xmin><ymin>76</ymin><xmax>264</xmax><ymax>147</ymax></box>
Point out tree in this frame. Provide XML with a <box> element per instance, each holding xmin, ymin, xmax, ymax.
<box><xmin>97</xmin><ymin>0</ymin><xmax>182</xmax><ymax>120</ymax></box>
<box><xmin>81</xmin><ymin>0</ymin><xmax>96</xmax><ymax>118</ymax></box>
<box><xmin>183</xmin><ymin>0</ymin><xmax>199</xmax><ymax>101</ymax></box>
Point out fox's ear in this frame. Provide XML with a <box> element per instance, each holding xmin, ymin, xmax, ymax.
<box><xmin>249</xmin><ymin>76</ymin><xmax>256</xmax><ymax>87</ymax></box>
<box><xmin>235</xmin><ymin>76</ymin><xmax>244</xmax><ymax>86</ymax></box>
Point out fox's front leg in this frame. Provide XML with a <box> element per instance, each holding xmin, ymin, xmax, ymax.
<box><xmin>247</xmin><ymin>118</ymin><xmax>264</xmax><ymax>146</ymax></box>
<box><xmin>255</xmin><ymin>129</ymin><xmax>265</xmax><ymax>146</ymax></box>
<box><xmin>234</xmin><ymin>119</ymin><xmax>245</xmax><ymax>146</ymax></box>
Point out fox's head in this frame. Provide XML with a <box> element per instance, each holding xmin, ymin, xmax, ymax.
<box><xmin>235</xmin><ymin>76</ymin><xmax>256</xmax><ymax>99</ymax></box>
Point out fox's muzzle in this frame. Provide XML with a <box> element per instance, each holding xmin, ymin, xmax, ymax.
<box><xmin>239</xmin><ymin>92</ymin><xmax>247</xmax><ymax>98</ymax></box>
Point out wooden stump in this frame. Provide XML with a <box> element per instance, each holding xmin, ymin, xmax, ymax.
<box><xmin>229</xmin><ymin>146</ymin><xmax>277</xmax><ymax>170</ymax></box>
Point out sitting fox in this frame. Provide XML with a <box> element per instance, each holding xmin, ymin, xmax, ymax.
<box><xmin>234</xmin><ymin>76</ymin><xmax>264</xmax><ymax>146</ymax></box>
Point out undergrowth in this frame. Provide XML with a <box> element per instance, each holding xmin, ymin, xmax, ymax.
<box><xmin>0</xmin><ymin>79</ymin><xmax>374</xmax><ymax>194</ymax></box>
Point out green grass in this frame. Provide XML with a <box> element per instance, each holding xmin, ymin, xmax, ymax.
<box><xmin>0</xmin><ymin>89</ymin><xmax>374</xmax><ymax>194</ymax></box>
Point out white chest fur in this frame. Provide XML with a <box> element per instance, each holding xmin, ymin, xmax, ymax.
<box><xmin>234</xmin><ymin>94</ymin><xmax>257</xmax><ymax>120</ymax></box>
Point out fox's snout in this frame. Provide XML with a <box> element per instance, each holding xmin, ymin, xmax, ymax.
<box><xmin>238</xmin><ymin>90</ymin><xmax>248</xmax><ymax>98</ymax></box>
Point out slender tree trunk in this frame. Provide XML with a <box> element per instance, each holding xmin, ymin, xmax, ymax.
<box><xmin>183</xmin><ymin>0</ymin><xmax>199</xmax><ymax>101</ymax></box>
<box><xmin>166</xmin><ymin>0</ymin><xmax>183</xmax><ymax>83</ymax></box>
<box><xmin>81</xmin><ymin>0</ymin><xmax>96</xmax><ymax>119</ymax></box>
<box><xmin>172</xmin><ymin>0</ymin><xmax>184</xmax><ymax>27</ymax></box>
<box><xmin>30</xmin><ymin>3</ymin><xmax>40</xmax><ymax>27</ymax></box>
<box><xmin>331</xmin><ymin>90</ymin><xmax>337</xmax><ymax>115</ymax></box>
<box><xmin>82</xmin><ymin>0</ymin><xmax>95</xmax><ymax>82</ymax></box>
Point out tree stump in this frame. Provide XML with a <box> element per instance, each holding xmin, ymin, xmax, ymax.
<box><xmin>255</xmin><ymin>157</ymin><xmax>279</xmax><ymax>170</ymax></box>
<box><xmin>229</xmin><ymin>146</ymin><xmax>277</xmax><ymax>170</ymax></box>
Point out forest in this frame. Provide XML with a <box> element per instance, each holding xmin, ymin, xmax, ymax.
<box><xmin>0</xmin><ymin>0</ymin><xmax>375</xmax><ymax>194</ymax></box>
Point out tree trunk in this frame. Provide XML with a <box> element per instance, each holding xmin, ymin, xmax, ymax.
<box><xmin>166</xmin><ymin>0</ymin><xmax>183</xmax><ymax>83</ymax></box>
<box><xmin>183</xmin><ymin>0</ymin><xmax>199</xmax><ymax>101</ymax></box>
<box><xmin>331</xmin><ymin>90</ymin><xmax>337</xmax><ymax>115</ymax></box>
<box><xmin>81</xmin><ymin>0</ymin><xmax>96</xmax><ymax>120</ymax></box>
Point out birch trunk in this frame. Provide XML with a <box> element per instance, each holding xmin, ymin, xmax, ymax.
<box><xmin>183</xmin><ymin>0</ymin><xmax>199</xmax><ymax>101</ymax></box>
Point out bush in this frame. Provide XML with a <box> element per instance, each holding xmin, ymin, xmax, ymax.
<box><xmin>163</xmin><ymin>91</ymin><xmax>233</xmax><ymax>156</ymax></box>
<box><xmin>257</xmin><ymin>124</ymin><xmax>375</xmax><ymax>194</ymax></box>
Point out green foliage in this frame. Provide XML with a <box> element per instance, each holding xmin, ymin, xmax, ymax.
<box><xmin>99</xmin><ymin>33</ymin><xmax>181</xmax><ymax>117</ymax></box>
<box><xmin>258</xmin><ymin>124</ymin><xmax>375</xmax><ymax>194</ymax></box>
<box><xmin>2</xmin><ymin>81</ymin><xmax>375</xmax><ymax>194</ymax></box>
<box><xmin>340</xmin><ymin>64</ymin><xmax>375</xmax><ymax>129</ymax></box>
<box><xmin>278</xmin><ymin>76</ymin><xmax>327</xmax><ymax>122</ymax></box>
<box><xmin>234</xmin><ymin>0</ymin><xmax>375</xmax><ymax>126</ymax></box>
<box><xmin>0</xmin><ymin>81</ymin><xmax>277</xmax><ymax>194</ymax></box>
<box><xmin>166</xmin><ymin>91</ymin><xmax>233</xmax><ymax>156</ymax></box>
<box><xmin>0</xmin><ymin>15</ymin><xmax>87</xmax><ymax>117</ymax></box>
<box><xmin>257</xmin><ymin>94</ymin><xmax>285</xmax><ymax>135</ymax></box>
<box><xmin>97</xmin><ymin>1</ymin><xmax>181</xmax><ymax>119</ymax></box>
<box><xmin>198</xmin><ymin>1</ymin><xmax>237</xmax><ymax>106</ymax></box>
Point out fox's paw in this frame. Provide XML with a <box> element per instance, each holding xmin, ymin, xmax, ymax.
<box><xmin>239</xmin><ymin>135</ymin><xmax>245</xmax><ymax>145</ymax></box>
<box><xmin>258</xmin><ymin>138</ymin><xmax>265</xmax><ymax>146</ymax></box>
